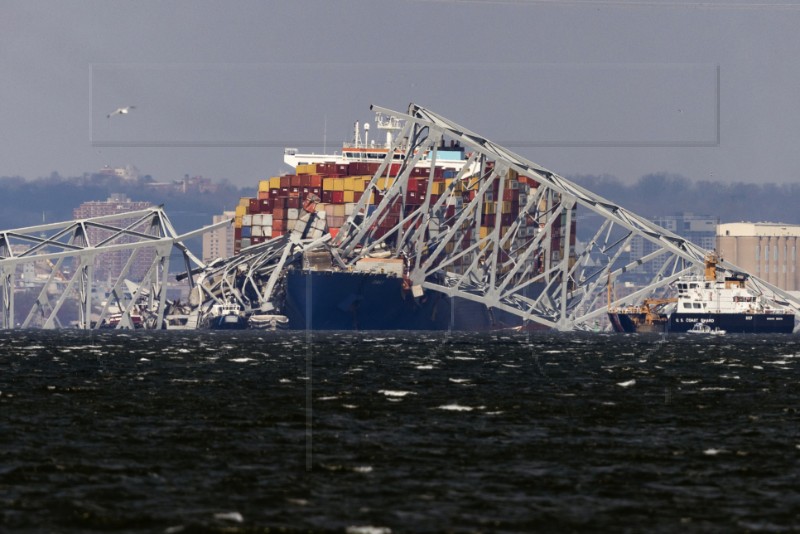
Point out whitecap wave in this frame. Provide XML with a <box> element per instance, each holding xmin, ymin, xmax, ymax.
<box><xmin>437</xmin><ymin>404</ymin><xmax>473</xmax><ymax>411</ymax></box>
<box><xmin>379</xmin><ymin>390</ymin><xmax>415</xmax><ymax>397</ymax></box>
<box><xmin>214</xmin><ymin>511</ymin><xmax>243</xmax><ymax>523</ymax></box>
<box><xmin>346</xmin><ymin>526</ymin><xmax>391</xmax><ymax>534</ymax></box>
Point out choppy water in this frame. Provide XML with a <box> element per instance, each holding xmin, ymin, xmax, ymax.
<box><xmin>2</xmin><ymin>330</ymin><xmax>799</xmax><ymax>532</ymax></box>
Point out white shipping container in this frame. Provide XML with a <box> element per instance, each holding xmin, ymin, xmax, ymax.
<box><xmin>344</xmin><ymin>203</ymin><xmax>356</xmax><ymax>216</ymax></box>
<box><xmin>263</xmin><ymin>225</ymin><xmax>272</xmax><ymax>235</ymax></box>
<box><xmin>252</xmin><ymin>226</ymin><xmax>263</xmax><ymax>237</ymax></box>
<box><xmin>242</xmin><ymin>214</ymin><xmax>252</xmax><ymax>226</ymax></box>
<box><xmin>252</xmin><ymin>214</ymin><xmax>263</xmax><ymax>226</ymax></box>
<box><xmin>287</xmin><ymin>208</ymin><xmax>299</xmax><ymax>220</ymax></box>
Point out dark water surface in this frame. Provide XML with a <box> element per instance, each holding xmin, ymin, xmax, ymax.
<box><xmin>2</xmin><ymin>330</ymin><xmax>799</xmax><ymax>532</ymax></box>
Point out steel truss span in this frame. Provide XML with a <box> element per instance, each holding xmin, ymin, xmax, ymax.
<box><xmin>3</xmin><ymin>104</ymin><xmax>799</xmax><ymax>331</ymax></box>
<box><xmin>0</xmin><ymin>207</ymin><xmax>221</xmax><ymax>330</ymax></box>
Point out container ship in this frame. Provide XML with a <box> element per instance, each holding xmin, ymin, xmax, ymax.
<box><xmin>608</xmin><ymin>253</ymin><xmax>795</xmax><ymax>333</ymax></box>
<box><xmin>227</xmin><ymin>115</ymin><xmax>575</xmax><ymax>330</ymax></box>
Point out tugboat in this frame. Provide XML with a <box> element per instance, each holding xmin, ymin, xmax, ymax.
<box><xmin>609</xmin><ymin>253</ymin><xmax>795</xmax><ymax>334</ymax></box>
<box><xmin>202</xmin><ymin>299</ymin><xmax>248</xmax><ymax>330</ymax></box>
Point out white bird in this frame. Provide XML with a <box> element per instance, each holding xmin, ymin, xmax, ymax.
<box><xmin>616</xmin><ymin>379</ymin><xmax>636</xmax><ymax>388</ymax></box>
<box><xmin>107</xmin><ymin>106</ymin><xmax>135</xmax><ymax>118</ymax></box>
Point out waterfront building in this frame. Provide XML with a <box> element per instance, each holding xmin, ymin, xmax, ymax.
<box><xmin>202</xmin><ymin>211</ymin><xmax>236</xmax><ymax>263</ymax></box>
<box><xmin>717</xmin><ymin>222</ymin><xmax>800</xmax><ymax>291</ymax></box>
<box><xmin>73</xmin><ymin>194</ymin><xmax>155</xmax><ymax>281</ymax></box>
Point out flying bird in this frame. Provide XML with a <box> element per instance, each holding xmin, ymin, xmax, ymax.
<box><xmin>107</xmin><ymin>106</ymin><xmax>135</xmax><ymax>118</ymax></box>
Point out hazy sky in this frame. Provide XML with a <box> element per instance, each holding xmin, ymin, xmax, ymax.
<box><xmin>3</xmin><ymin>0</ymin><xmax>800</xmax><ymax>187</ymax></box>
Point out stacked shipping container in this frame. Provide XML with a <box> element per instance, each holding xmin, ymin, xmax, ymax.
<box><xmin>233</xmin><ymin>161</ymin><xmax>575</xmax><ymax>279</ymax></box>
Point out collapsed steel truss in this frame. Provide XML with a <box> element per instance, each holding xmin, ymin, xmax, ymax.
<box><xmin>327</xmin><ymin>103</ymin><xmax>800</xmax><ymax>330</ymax></box>
<box><xmin>0</xmin><ymin>207</ymin><xmax>222</xmax><ymax>329</ymax></box>
<box><xmin>3</xmin><ymin>103</ymin><xmax>799</xmax><ymax>331</ymax></box>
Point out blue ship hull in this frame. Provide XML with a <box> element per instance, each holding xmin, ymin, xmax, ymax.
<box><xmin>668</xmin><ymin>312</ymin><xmax>794</xmax><ymax>333</ymax></box>
<box><xmin>282</xmin><ymin>270</ymin><xmax>530</xmax><ymax>331</ymax></box>
<box><xmin>608</xmin><ymin>311</ymin><xmax>795</xmax><ymax>334</ymax></box>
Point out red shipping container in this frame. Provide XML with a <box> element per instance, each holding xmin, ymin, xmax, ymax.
<box><xmin>331</xmin><ymin>191</ymin><xmax>344</xmax><ymax>203</ymax></box>
<box><xmin>271</xmin><ymin>230</ymin><xmax>284</xmax><ymax>238</ymax></box>
<box><xmin>249</xmin><ymin>199</ymin><xmax>260</xmax><ymax>213</ymax></box>
<box><xmin>280</xmin><ymin>176</ymin><xmax>291</xmax><ymax>188</ymax></box>
<box><xmin>299</xmin><ymin>175</ymin><xmax>310</xmax><ymax>187</ymax></box>
<box><xmin>273</xmin><ymin>219</ymin><xmax>285</xmax><ymax>231</ymax></box>
<box><xmin>403</xmin><ymin>219</ymin><xmax>418</xmax><ymax>231</ymax></box>
<box><xmin>353</xmin><ymin>191</ymin><xmax>363</xmax><ymax>202</ymax></box>
<box><xmin>501</xmin><ymin>214</ymin><xmax>515</xmax><ymax>226</ymax></box>
<box><xmin>280</xmin><ymin>186</ymin><xmax>290</xmax><ymax>195</ymax></box>
<box><xmin>290</xmin><ymin>175</ymin><xmax>301</xmax><ymax>187</ymax></box>
<box><xmin>259</xmin><ymin>198</ymin><xmax>272</xmax><ymax>211</ymax></box>
<box><xmin>309</xmin><ymin>175</ymin><xmax>322</xmax><ymax>187</ymax></box>
<box><xmin>270</xmin><ymin>188</ymin><xmax>281</xmax><ymax>198</ymax></box>
<box><xmin>234</xmin><ymin>227</ymin><xmax>242</xmax><ymax>239</ymax></box>
<box><xmin>257</xmin><ymin>190</ymin><xmax>270</xmax><ymax>200</ymax></box>
<box><xmin>287</xmin><ymin>197</ymin><xmax>301</xmax><ymax>209</ymax></box>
